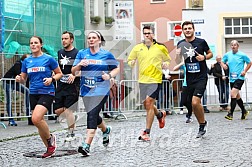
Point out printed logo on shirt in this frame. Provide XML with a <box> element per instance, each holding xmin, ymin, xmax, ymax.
<box><xmin>60</xmin><ymin>54</ymin><xmax>71</xmax><ymax>69</ymax></box>
<box><xmin>27</xmin><ymin>67</ymin><xmax>46</xmax><ymax>73</ymax></box>
<box><xmin>88</xmin><ymin>59</ymin><xmax>102</xmax><ymax>65</ymax></box>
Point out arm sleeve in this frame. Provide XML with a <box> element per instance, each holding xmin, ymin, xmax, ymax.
<box><xmin>127</xmin><ymin>46</ymin><xmax>137</xmax><ymax>67</ymax></box>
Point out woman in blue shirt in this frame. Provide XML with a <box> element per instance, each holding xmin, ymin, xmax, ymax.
<box><xmin>16</xmin><ymin>36</ymin><xmax>63</xmax><ymax>158</ymax></box>
<box><xmin>72</xmin><ymin>31</ymin><xmax>120</xmax><ymax>156</ymax></box>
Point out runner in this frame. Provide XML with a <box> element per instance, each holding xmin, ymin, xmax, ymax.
<box><xmin>175</xmin><ymin>21</ymin><xmax>213</xmax><ymax>138</ymax></box>
<box><xmin>16</xmin><ymin>36</ymin><xmax>63</xmax><ymax>158</ymax></box>
<box><xmin>127</xmin><ymin>25</ymin><xmax>171</xmax><ymax>141</ymax></box>
<box><xmin>72</xmin><ymin>31</ymin><xmax>120</xmax><ymax>156</ymax></box>
<box><xmin>54</xmin><ymin>31</ymin><xmax>80</xmax><ymax>142</ymax></box>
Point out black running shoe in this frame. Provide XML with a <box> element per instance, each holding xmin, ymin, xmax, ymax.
<box><xmin>225</xmin><ymin>113</ymin><xmax>233</xmax><ymax>120</ymax></box>
<box><xmin>103</xmin><ymin>126</ymin><xmax>112</xmax><ymax>147</ymax></box>
<box><xmin>241</xmin><ymin>110</ymin><xmax>249</xmax><ymax>120</ymax></box>
<box><xmin>196</xmin><ymin>121</ymin><xmax>207</xmax><ymax>138</ymax></box>
<box><xmin>78</xmin><ymin>145</ymin><xmax>90</xmax><ymax>157</ymax></box>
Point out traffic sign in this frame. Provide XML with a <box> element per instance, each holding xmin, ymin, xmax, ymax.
<box><xmin>174</xmin><ymin>24</ymin><xmax>182</xmax><ymax>36</ymax></box>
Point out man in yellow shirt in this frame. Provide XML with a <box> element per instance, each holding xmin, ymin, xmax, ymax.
<box><xmin>127</xmin><ymin>25</ymin><xmax>171</xmax><ymax>141</ymax></box>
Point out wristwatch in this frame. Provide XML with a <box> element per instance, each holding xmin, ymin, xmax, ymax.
<box><xmin>108</xmin><ymin>73</ymin><xmax>112</xmax><ymax>79</ymax></box>
<box><xmin>51</xmin><ymin>77</ymin><xmax>56</xmax><ymax>82</ymax></box>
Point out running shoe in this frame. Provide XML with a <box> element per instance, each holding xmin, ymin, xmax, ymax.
<box><xmin>103</xmin><ymin>126</ymin><xmax>112</xmax><ymax>147</ymax></box>
<box><xmin>138</xmin><ymin>130</ymin><xmax>150</xmax><ymax>141</ymax></box>
<box><xmin>42</xmin><ymin>134</ymin><xmax>57</xmax><ymax>158</ymax></box>
<box><xmin>241</xmin><ymin>110</ymin><xmax>249</xmax><ymax>120</ymax></box>
<box><xmin>196</xmin><ymin>121</ymin><xmax>207</xmax><ymax>138</ymax></box>
<box><xmin>78</xmin><ymin>143</ymin><xmax>90</xmax><ymax>157</ymax></box>
<box><xmin>8</xmin><ymin>119</ymin><xmax>17</xmax><ymax>126</ymax></box>
<box><xmin>225</xmin><ymin>113</ymin><xmax>233</xmax><ymax>120</ymax></box>
<box><xmin>64</xmin><ymin>133</ymin><xmax>76</xmax><ymax>142</ymax></box>
<box><xmin>158</xmin><ymin>110</ymin><xmax>166</xmax><ymax>129</ymax></box>
<box><xmin>186</xmin><ymin>117</ymin><xmax>193</xmax><ymax>123</ymax></box>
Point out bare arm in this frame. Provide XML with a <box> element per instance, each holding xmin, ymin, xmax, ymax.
<box><xmin>241</xmin><ymin>62</ymin><xmax>252</xmax><ymax>76</ymax></box>
<box><xmin>15</xmin><ymin>72</ymin><xmax>28</xmax><ymax>84</ymax></box>
<box><xmin>102</xmin><ymin>66</ymin><xmax>120</xmax><ymax>80</ymax></box>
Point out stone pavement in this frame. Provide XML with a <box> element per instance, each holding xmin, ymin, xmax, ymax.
<box><xmin>0</xmin><ymin>111</ymin><xmax>252</xmax><ymax>167</ymax></box>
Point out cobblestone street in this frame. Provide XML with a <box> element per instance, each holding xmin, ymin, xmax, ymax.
<box><xmin>1</xmin><ymin>111</ymin><xmax>252</xmax><ymax>167</ymax></box>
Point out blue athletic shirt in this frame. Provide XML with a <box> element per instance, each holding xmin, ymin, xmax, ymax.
<box><xmin>21</xmin><ymin>54</ymin><xmax>59</xmax><ymax>95</ymax></box>
<box><xmin>222</xmin><ymin>50</ymin><xmax>251</xmax><ymax>83</ymax></box>
<box><xmin>73</xmin><ymin>48</ymin><xmax>118</xmax><ymax>97</ymax></box>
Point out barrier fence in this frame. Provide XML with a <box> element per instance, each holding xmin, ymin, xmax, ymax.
<box><xmin>0</xmin><ymin>77</ymin><xmax>251</xmax><ymax>126</ymax></box>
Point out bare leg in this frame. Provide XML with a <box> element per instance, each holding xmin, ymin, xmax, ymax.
<box><xmin>32</xmin><ymin>105</ymin><xmax>51</xmax><ymax>147</ymax></box>
<box><xmin>192</xmin><ymin>96</ymin><xmax>205</xmax><ymax>124</ymax></box>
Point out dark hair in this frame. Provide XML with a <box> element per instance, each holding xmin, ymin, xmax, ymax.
<box><xmin>30</xmin><ymin>36</ymin><xmax>43</xmax><ymax>44</ymax></box>
<box><xmin>182</xmin><ymin>21</ymin><xmax>195</xmax><ymax>29</ymax></box>
<box><xmin>88</xmin><ymin>31</ymin><xmax>106</xmax><ymax>46</ymax></box>
<box><xmin>62</xmin><ymin>31</ymin><xmax>74</xmax><ymax>40</ymax></box>
<box><xmin>143</xmin><ymin>25</ymin><xmax>155</xmax><ymax>34</ymax></box>
<box><xmin>20</xmin><ymin>54</ymin><xmax>29</xmax><ymax>61</ymax></box>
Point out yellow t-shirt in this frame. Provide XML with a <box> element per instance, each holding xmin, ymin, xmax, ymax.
<box><xmin>127</xmin><ymin>42</ymin><xmax>171</xmax><ymax>83</ymax></box>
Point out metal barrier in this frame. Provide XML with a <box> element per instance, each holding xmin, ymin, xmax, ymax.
<box><xmin>170</xmin><ymin>76</ymin><xmax>251</xmax><ymax>112</ymax></box>
<box><xmin>1</xmin><ymin>77</ymin><xmax>251</xmax><ymax>125</ymax></box>
<box><xmin>0</xmin><ymin>78</ymin><xmax>30</xmax><ymax>119</ymax></box>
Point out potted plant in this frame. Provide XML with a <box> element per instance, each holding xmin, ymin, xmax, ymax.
<box><xmin>105</xmin><ymin>16</ymin><xmax>115</xmax><ymax>25</ymax></box>
<box><xmin>90</xmin><ymin>16</ymin><xmax>102</xmax><ymax>24</ymax></box>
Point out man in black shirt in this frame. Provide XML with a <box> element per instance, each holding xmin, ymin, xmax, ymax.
<box><xmin>54</xmin><ymin>31</ymin><xmax>79</xmax><ymax>141</ymax></box>
<box><xmin>176</xmin><ymin>21</ymin><xmax>213</xmax><ymax>138</ymax></box>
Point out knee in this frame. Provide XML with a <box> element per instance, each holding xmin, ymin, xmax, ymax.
<box><xmin>191</xmin><ymin>100</ymin><xmax>199</xmax><ymax>108</ymax></box>
<box><xmin>54</xmin><ymin>108</ymin><xmax>64</xmax><ymax>116</ymax></box>
<box><xmin>144</xmin><ymin>100</ymin><xmax>152</xmax><ymax>110</ymax></box>
<box><xmin>31</xmin><ymin>116</ymin><xmax>42</xmax><ymax>125</ymax></box>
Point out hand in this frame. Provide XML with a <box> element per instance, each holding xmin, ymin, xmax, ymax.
<box><xmin>222</xmin><ymin>76</ymin><xmax>226</xmax><ymax>80</ymax></box>
<box><xmin>43</xmin><ymin>78</ymin><xmax>53</xmax><ymax>86</ymax></box>
<box><xmin>130</xmin><ymin>60</ymin><xmax>136</xmax><ymax>66</ymax></box>
<box><xmin>15</xmin><ymin>75</ymin><xmax>21</xmax><ymax>83</ymax></box>
<box><xmin>211</xmin><ymin>64</ymin><xmax>214</xmax><ymax>68</ymax></box>
<box><xmin>102</xmin><ymin>71</ymin><xmax>111</xmax><ymax>80</ymax></box>
<box><xmin>78</xmin><ymin>58</ymin><xmax>89</xmax><ymax>67</ymax></box>
<box><xmin>195</xmin><ymin>51</ymin><xmax>205</xmax><ymax>61</ymax></box>
<box><xmin>241</xmin><ymin>71</ymin><xmax>246</xmax><ymax>76</ymax></box>
<box><xmin>67</xmin><ymin>74</ymin><xmax>75</xmax><ymax>84</ymax></box>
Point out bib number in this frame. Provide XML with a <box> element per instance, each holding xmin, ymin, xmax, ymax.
<box><xmin>230</xmin><ymin>72</ymin><xmax>238</xmax><ymax>80</ymax></box>
<box><xmin>60</xmin><ymin>74</ymin><xmax>69</xmax><ymax>83</ymax></box>
<box><xmin>186</xmin><ymin>62</ymin><xmax>200</xmax><ymax>73</ymax></box>
<box><xmin>84</xmin><ymin>77</ymin><xmax>96</xmax><ymax>88</ymax></box>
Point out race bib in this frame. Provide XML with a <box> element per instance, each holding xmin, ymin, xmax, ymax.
<box><xmin>60</xmin><ymin>74</ymin><xmax>69</xmax><ymax>83</ymax></box>
<box><xmin>84</xmin><ymin>77</ymin><xmax>96</xmax><ymax>88</ymax></box>
<box><xmin>186</xmin><ymin>62</ymin><xmax>200</xmax><ymax>73</ymax></box>
<box><xmin>230</xmin><ymin>72</ymin><xmax>238</xmax><ymax>80</ymax></box>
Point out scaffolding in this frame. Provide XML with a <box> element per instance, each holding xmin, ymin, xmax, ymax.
<box><xmin>0</xmin><ymin>0</ymin><xmax>85</xmax><ymax>77</ymax></box>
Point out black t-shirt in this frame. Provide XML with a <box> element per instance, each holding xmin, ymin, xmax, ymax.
<box><xmin>57</xmin><ymin>48</ymin><xmax>80</xmax><ymax>87</ymax></box>
<box><xmin>178</xmin><ymin>37</ymin><xmax>210</xmax><ymax>85</ymax></box>
<box><xmin>3</xmin><ymin>60</ymin><xmax>29</xmax><ymax>86</ymax></box>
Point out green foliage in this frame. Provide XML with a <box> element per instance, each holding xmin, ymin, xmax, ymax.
<box><xmin>90</xmin><ymin>16</ymin><xmax>102</xmax><ymax>24</ymax></box>
<box><xmin>105</xmin><ymin>17</ymin><xmax>115</xmax><ymax>24</ymax></box>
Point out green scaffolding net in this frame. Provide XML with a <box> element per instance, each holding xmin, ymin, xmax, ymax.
<box><xmin>2</xmin><ymin>0</ymin><xmax>85</xmax><ymax>59</ymax></box>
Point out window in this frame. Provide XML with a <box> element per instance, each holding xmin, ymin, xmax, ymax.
<box><xmin>140</xmin><ymin>22</ymin><xmax>157</xmax><ymax>40</ymax></box>
<box><xmin>224</xmin><ymin>18</ymin><xmax>252</xmax><ymax>36</ymax></box>
<box><xmin>90</xmin><ymin>0</ymin><xmax>98</xmax><ymax>17</ymax></box>
<box><xmin>104</xmin><ymin>0</ymin><xmax>113</xmax><ymax>17</ymax></box>
<box><xmin>150</xmin><ymin>0</ymin><xmax>166</xmax><ymax>4</ymax></box>
<box><xmin>167</xmin><ymin>21</ymin><xmax>183</xmax><ymax>40</ymax></box>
